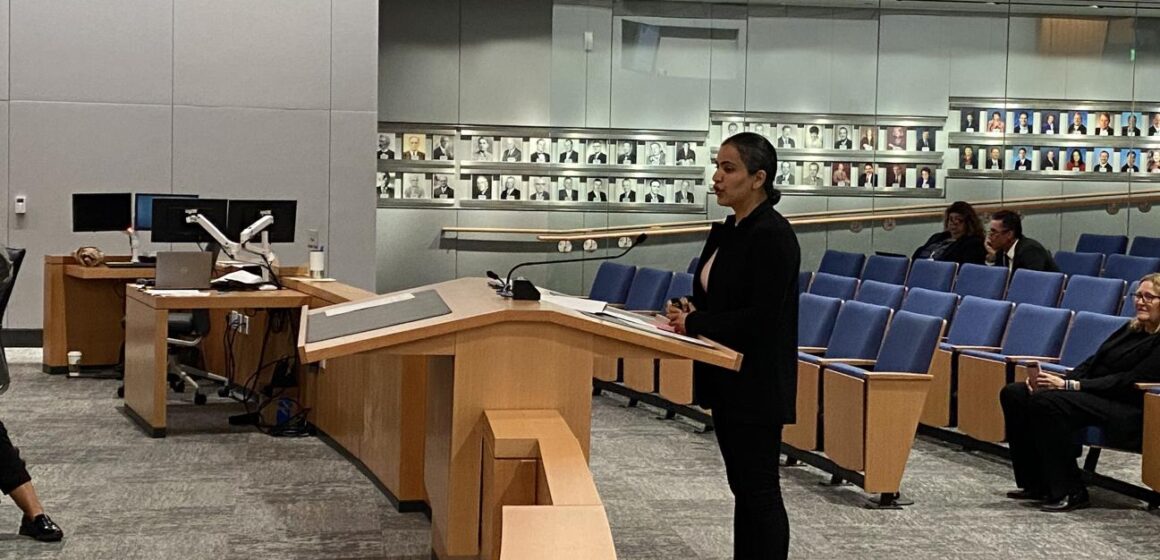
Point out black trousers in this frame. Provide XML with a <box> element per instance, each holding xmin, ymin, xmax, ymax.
<box><xmin>0</xmin><ymin>420</ymin><xmax>31</xmax><ymax>495</ymax></box>
<box><xmin>712</xmin><ymin>409</ymin><xmax>789</xmax><ymax>560</ymax></box>
<box><xmin>999</xmin><ymin>383</ymin><xmax>1142</xmax><ymax>500</ymax></box>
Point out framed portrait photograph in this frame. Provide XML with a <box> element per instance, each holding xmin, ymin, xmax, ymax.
<box><xmin>856</xmin><ymin>162</ymin><xmax>878</xmax><ymax>187</ymax></box>
<box><xmin>402</xmin><ymin>173</ymin><xmax>428</xmax><ymax>199</ymax></box>
<box><xmin>831</xmin><ymin>162</ymin><xmax>852</xmax><ymax>187</ymax></box>
<box><xmin>1011</xmin><ymin>146</ymin><xmax>1033</xmax><ymax>170</ymax></box>
<box><xmin>985</xmin><ymin>109</ymin><xmax>1006</xmax><ymax>133</ymax></box>
<box><xmin>1039</xmin><ymin>147</ymin><xmax>1061</xmax><ymax>171</ymax></box>
<box><xmin>801</xmin><ymin>162</ymin><xmax>825</xmax><ymax>187</ymax></box>
<box><xmin>1093</xmin><ymin>148</ymin><xmax>1115</xmax><ymax>173</ymax></box>
<box><xmin>885</xmin><ymin>164</ymin><xmax>906</xmax><ymax>188</ymax></box>
<box><xmin>615</xmin><ymin>178</ymin><xmax>639</xmax><ymax>202</ymax></box>
<box><xmin>748</xmin><ymin>122</ymin><xmax>768</xmax><ymax>138</ymax></box>
<box><xmin>1150</xmin><ymin>114</ymin><xmax>1160</xmax><ymax>136</ymax></box>
<box><xmin>1067</xmin><ymin>111</ymin><xmax>1089</xmax><ymax>135</ymax></box>
<box><xmin>432</xmin><ymin>135</ymin><xmax>455</xmax><ymax>161</ymax></box>
<box><xmin>499</xmin><ymin>175</ymin><xmax>524</xmax><ymax>200</ymax></box>
<box><xmin>528</xmin><ymin>138</ymin><xmax>552</xmax><ymax>163</ymax></box>
<box><xmin>960</xmin><ymin>146</ymin><xmax>978</xmax><ymax>170</ymax></box>
<box><xmin>960</xmin><ymin>108</ymin><xmax>980</xmax><ymax>132</ymax></box>
<box><xmin>1066</xmin><ymin>148</ymin><xmax>1089</xmax><ymax>171</ymax></box>
<box><xmin>803</xmin><ymin>125</ymin><xmax>825</xmax><ymax>149</ymax></box>
<box><xmin>886</xmin><ymin>126</ymin><xmax>907</xmax><ymax>150</ymax></box>
<box><xmin>556</xmin><ymin>176</ymin><xmax>580</xmax><ymax>201</ymax></box>
<box><xmin>1121</xmin><ymin>112</ymin><xmax>1142</xmax><ymax>136</ymax></box>
<box><xmin>983</xmin><ymin>146</ymin><xmax>1004</xmax><ymax>170</ymax></box>
<box><xmin>472</xmin><ymin>136</ymin><xmax>496</xmax><ymax>162</ymax></box>
<box><xmin>915</xmin><ymin>166</ymin><xmax>936</xmax><ymax>189</ymax></box>
<box><xmin>471</xmin><ymin>175</ymin><xmax>497</xmax><ymax>200</ymax></box>
<box><xmin>674</xmin><ymin>179</ymin><xmax>698</xmax><ymax>204</ymax></box>
<box><xmin>402</xmin><ymin>134</ymin><xmax>428</xmax><ymax>160</ymax></box>
<box><xmin>377</xmin><ymin>132</ymin><xmax>397</xmax><ymax>160</ymax></box>
<box><xmin>585</xmin><ymin>178</ymin><xmax>610</xmax><ymax>202</ymax></box>
<box><xmin>1012</xmin><ymin>111</ymin><xmax>1033</xmax><ymax>134</ymax></box>
<box><xmin>528</xmin><ymin>176</ymin><xmax>551</xmax><ymax>200</ymax></box>
<box><xmin>1040</xmin><ymin>111</ymin><xmax>1061</xmax><ymax>134</ymax></box>
<box><xmin>775</xmin><ymin>124</ymin><xmax>799</xmax><ymax>149</ymax></box>
<box><xmin>1121</xmin><ymin>148</ymin><xmax>1142</xmax><ymax>173</ymax></box>
<box><xmin>915</xmin><ymin>127</ymin><xmax>935</xmax><ymax>151</ymax></box>
<box><xmin>833</xmin><ymin>125</ymin><xmax>854</xmax><ymax>150</ymax></box>
<box><xmin>557</xmin><ymin>138</ymin><xmax>583</xmax><ymax>163</ymax></box>
<box><xmin>773</xmin><ymin>162</ymin><xmax>797</xmax><ymax>186</ymax></box>
<box><xmin>376</xmin><ymin>171</ymin><xmax>398</xmax><ymax>199</ymax></box>
<box><xmin>1148</xmin><ymin>150</ymin><xmax>1160</xmax><ymax>173</ymax></box>
<box><xmin>615</xmin><ymin>140</ymin><xmax>638</xmax><ymax>164</ymax></box>
<box><xmin>724</xmin><ymin>121</ymin><xmax>742</xmax><ymax>139</ymax></box>
<box><xmin>857</xmin><ymin>126</ymin><xmax>877</xmax><ymax>150</ymax></box>
<box><xmin>643</xmin><ymin>179</ymin><xmax>670</xmax><ymax>203</ymax></box>
<box><xmin>500</xmin><ymin>137</ymin><xmax>525</xmax><ymax>163</ymax></box>
<box><xmin>587</xmin><ymin>140</ymin><xmax>610</xmax><ymax>164</ymax></box>
<box><xmin>644</xmin><ymin>141</ymin><xmax>671</xmax><ymax>166</ymax></box>
<box><xmin>1093</xmin><ymin>112</ymin><xmax>1115</xmax><ymax>136</ymax></box>
<box><xmin>675</xmin><ymin>141</ymin><xmax>698</xmax><ymax>166</ymax></box>
<box><xmin>431</xmin><ymin>174</ymin><xmax>455</xmax><ymax>199</ymax></box>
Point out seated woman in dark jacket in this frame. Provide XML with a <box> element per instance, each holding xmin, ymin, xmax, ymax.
<box><xmin>912</xmin><ymin>201</ymin><xmax>987</xmax><ymax>265</ymax></box>
<box><xmin>1000</xmin><ymin>272</ymin><xmax>1160</xmax><ymax>512</ymax></box>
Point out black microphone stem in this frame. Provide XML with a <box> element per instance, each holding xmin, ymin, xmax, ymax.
<box><xmin>503</xmin><ymin>234</ymin><xmax>647</xmax><ymax>292</ymax></box>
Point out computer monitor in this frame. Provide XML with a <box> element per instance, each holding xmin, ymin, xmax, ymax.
<box><xmin>72</xmin><ymin>193</ymin><xmax>132</xmax><ymax>232</ymax></box>
<box><xmin>226</xmin><ymin>200</ymin><xmax>297</xmax><ymax>243</ymax></box>
<box><xmin>134</xmin><ymin>193</ymin><xmax>198</xmax><ymax>231</ymax></box>
<box><xmin>151</xmin><ymin>198</ymin><xmax>229</xmax><ymax>243</ymax></box>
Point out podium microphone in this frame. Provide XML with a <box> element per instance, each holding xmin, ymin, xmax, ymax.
<box><xmin>499</xmin><ymin>233</ymin><xmax>648</xmax><ymax>301</ymax></box>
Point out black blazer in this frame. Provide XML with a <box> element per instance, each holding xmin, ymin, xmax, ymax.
<box><xmin>686</xmin><ymin>201</ymin><xmax>801</xmax><ymax>425</ymax></box>
<box><xmin>912</xmin><ymin>231</ymin><xmax>986</xmax><ymax>265</ymax></box>
<box><xmin>994</xmin><ymin>237</ymin><xmax>1060</xmax><ymax>272</ymax></box>
<box><xmin>1070</xmin><ymin>325</ymin><xmax>1160</xmax><ymax>408</ymax></box>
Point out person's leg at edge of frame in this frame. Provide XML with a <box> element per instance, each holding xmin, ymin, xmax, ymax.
<box><xmin>713</xmin><ymin>409</ymin><xmax>790</xmax><ymax>559</ymax></box>
<box><xmin>0</xmin><ymin>420</ymin><xmax>64</xmax><ymax>542</ymax></box>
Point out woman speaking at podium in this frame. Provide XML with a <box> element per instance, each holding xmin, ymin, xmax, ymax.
<box><xmin>666</xmin><ymin>132</ymin><xmax>800</xmax><ymax>559</ymax></box>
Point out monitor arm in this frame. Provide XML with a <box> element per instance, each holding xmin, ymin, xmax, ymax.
<box><xmin>185</xmin><ymin>212</ymin><xmax>279</xmax><ymax>281</ymax></box>
<box><xmin>125</xmin><ymin>227</ymin><xmax>142</xmax><ymax>263</ymax></box>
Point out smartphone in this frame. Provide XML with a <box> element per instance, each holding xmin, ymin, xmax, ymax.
<box><xmin>1026</xmin><ymin>360</ymin><xmax>1041</xmax><ymax>391</ymax></box>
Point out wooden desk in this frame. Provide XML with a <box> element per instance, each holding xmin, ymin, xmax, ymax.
<box><xmin>43</xmin><ymin>255</ymin><xmax>155</xmax><ymax>373</ymax></box>
<box><xmin>299</xmin><ymin>278</ymin><xmax>740</xmax><ymax>559</ymax></box>
<box><xmin>123</xmin><ymin>287</ymin><xmax>310</xmax><ymax>437</ymax></box>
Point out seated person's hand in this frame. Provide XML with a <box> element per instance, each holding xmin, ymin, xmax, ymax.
<box><xmin>1034</xmin><ymin>371</ymin><xmax>1066</xmax><ymax>391</ymax></box>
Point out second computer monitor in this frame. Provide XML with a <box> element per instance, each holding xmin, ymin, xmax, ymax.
<box><xmin>151</xmin><ymin>198</ymin><xmax>229</xmax><ymax>243</ymax></box>
<box><xmin>134</xmin><ymin>193</ymin><xmax>198</xmax><ymax>231</ymax></box>
<box><xmin>227</xmin><ymin>200</ymin><xmax>297</xmax><ymax>243</ymax></box>
<box><xmin>72</xmin><ymin>193</ymin><xmax>132</xmax><ymax>232</ymax></box>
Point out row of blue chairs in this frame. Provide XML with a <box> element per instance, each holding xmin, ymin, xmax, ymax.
<box><xmin>589</xmin><ymin>262</ymin><xmax>693</xmax><ymax>311</ymax></box>
<box><xmin>1075</xmin><ymin>233</ymin><xmax>1160</xmax><ymax>258</ymax></box>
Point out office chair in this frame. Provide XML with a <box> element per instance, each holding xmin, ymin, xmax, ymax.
<box><xmin>0</xmin><ymin>248</ymin><xmax>28</xmax><ymax>396</ymax></box>
<box><xmin>166</xmin><ymin>310</ymin><xmax>229</xmax><ymax>405</ymax></box>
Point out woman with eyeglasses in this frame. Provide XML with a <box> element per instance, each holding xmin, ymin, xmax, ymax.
<box><xmin>911</xmin><ymin>201</ymin><xmax>987</xmax><ymax>265</ymax></box>
<box><xmin>999</xmin><ymin>272</ymin><xmax>1160</xmax><ymax>512</ymax></box>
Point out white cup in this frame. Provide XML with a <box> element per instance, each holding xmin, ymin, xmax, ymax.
<box><xmin>67</xmin><ymin>350</ymin><xmax>82</xmax><ymax>374</ymax></box>
<box><xmin>309</xmin><ymin>250</ymin><xmax>325</xmax><ymax>279</ymax></box>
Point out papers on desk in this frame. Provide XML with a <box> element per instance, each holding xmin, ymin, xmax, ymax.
<box><xmin>540</xmin><ymin>293</ymin><xmax>607</xmax><ymax>314</ymax></box>
<box><xmin>583</xmin><ymin>309</ymin><xmax>715</xmax><ymax>348</ymax></box>
<box><xmin>213</xmin><ymin>270</ymin><xmax>264</xmax><ymax>286</ymax></box>
<box><xmin>144</xmin><ymin>289</ymin><xmax>210</xmax><ymax>297</ymax></box>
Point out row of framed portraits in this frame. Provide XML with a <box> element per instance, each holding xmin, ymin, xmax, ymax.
<box><xmin>719</xmin><ymin>122</ymin><xmax>939</xmax><ymax>152</ymax></box>
<box><xmin>772</xmin><ymin>162</ymin><xmax>938</xmax><ymax>189</ymax></box>
<box><xmin>956</xmin><ymin>145</ymin><xmax>1160</xmax><ymax>173</ymax></box>
<box><xmin>376</xmin><ymin>172</ymin><xmax>704</xmax><ymax>204</ymax></box>
<box><xmin>959</xmin><ymin>108</ymin><xmax>1160</xmax><ymax>136</ymax></box>
<box><xmin>377</xmin><ymin>132</ymin><xmax>704</xmax><ymax>167</ymax></box>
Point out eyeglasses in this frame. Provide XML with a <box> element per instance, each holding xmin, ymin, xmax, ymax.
<box><xmin>987</xmin><ymin>228</ymin><xmax>1009</xmax><ymax>237</ymax></box>
<box><xmin>1132</xmin><ymin>292</ymin><xmax>1160</xmax><ymax>305</ymax></box>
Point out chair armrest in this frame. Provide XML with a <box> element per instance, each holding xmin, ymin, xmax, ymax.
<box><xmin>945</xmin><ymin>344</ymin><xmax>1002</xmax><ymax>351</ymax></box>
<box><xmin>797</xmin><ymin>346</ymin><xmax>826</xmax><ymax>355</ymax></box>
<box><xmin>1136</xmin><ymin>383</ymin><xmax>1160</xmax><ymax>391</ymax></box>
<box><xmin>815</xmin><ymin>358</ymin><xmax>877</xmax><ymax>366</ymax></box>
<box><xmin>1002</xmin><ymin>355</ymin><xmax>1060</xmax><ymax>363</ymax></box>
<box><xmin>863</xmin><ymin>372</ymin><xmax>934</xmax><ymax>382</ymax></box>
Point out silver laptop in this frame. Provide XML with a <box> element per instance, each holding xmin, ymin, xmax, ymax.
<box><xmin>155</xmin><ymin>251</ymin><xmax>214</xmax><ymax>289</ymax></box>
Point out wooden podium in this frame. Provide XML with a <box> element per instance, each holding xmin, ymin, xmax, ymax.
<box><xmin>298</xmin><ymin>278</ymin><xmax>740</xmax><ymax>559</ymax></box>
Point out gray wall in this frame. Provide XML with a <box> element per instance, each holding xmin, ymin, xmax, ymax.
<box><xmin>2</xmin><ymin>0</ymin><xmax>379</xmax><ymax>330</ymax></box>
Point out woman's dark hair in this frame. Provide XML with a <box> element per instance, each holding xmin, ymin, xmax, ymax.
<box><xmin>944</xmin><ymin>200</ymin><xmax>984</xmax><ymax>238</ymax></box>
<box><xmin>721</xmin><ymin>132</ymin><xmax>781</xmax><ymax>205</ymax></box>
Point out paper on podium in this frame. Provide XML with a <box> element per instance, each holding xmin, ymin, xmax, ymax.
<box><xmin>583</xmin><ymin>309</ymin><xmax>715</xmax><ymax>348</ymax></box>
<box><xmin>540</xmin><ymin>292</ymin><xmax>607</xmax><ymax>314</ymax></box>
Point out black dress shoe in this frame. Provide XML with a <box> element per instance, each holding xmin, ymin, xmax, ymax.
<box><xmin>1040</xmin><ymin>491</ymin><xmax>1090</xmax><ymax>513</ymax></box>
<box><xmin>19</xmin><ymin>514</ymin><xmax>63</xmax><ymax>542</ymax></box>
<box><xmin>1006</xmin><ymin>489</ymin><xmax>1046</xmax><ymax>500</ymax></box>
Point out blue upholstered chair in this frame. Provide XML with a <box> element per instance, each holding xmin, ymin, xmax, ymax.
<box><xmin>855</xmin><ymin>280</ymin><xmax>905</xmax><ymax>310</ymax></box>
<box><xmin>1129</xmin><ymin>236</ymin><xmax>1160</xmax><ymax>259</ymax></box>
<box><xmin>921</xmin><ymin>296</ymin><xmax>1014</xmax><ymax>427</ymax></box>
<box><xmin>1054</xmin><ymin>251</ymin><xmax>1104</xmax><ymax>278</ymax></box>
<box><xmin>821</xmin><ymin>310</ymin><xmax>946</xmax><ymax>504</ymax></box>
<box><xmin>785</xmin><ymin>301</ymin><xmax>893</xmax><ymax>452</ymax></box>
<box><xmin>799</xmin><ymin>271</ymin><xmax>814</xmax><ymax>296</ymax></box>
<box><xmin>1102</xmin><ymin>254</ymin><xmax>1160</xmax><ymax>284</ymax></box>
<box><xmin>623</xmin><ymin>267</ymin><xmax>672</xmax><ymax>311</ymax></box>
<box><xmin>861</xmin><ymin>255</ymin><xmax>909</xmax><ymax>285</ymax></box>
<box><xmin>798</xmin><ymin>293</ymin><xmax>843</xmax><ymax>350</ymax></box>
<box><xmin>956</xmin><ymin>304</ymin><xmax>1073</xmax><ymax>442</ymax></box>
<box><xmin>906</xmin><ymin>260</ymin><xmax>957</xmax><ymax>292</ymax></box>
<box><xmin>1035</xmin><ymin>312</ymin><xmax>1129</xmax><ymax>377</ymax></box>
<box><xmin>664</xmin><ymin>272</ymin><xmax>694</xmax><ymax>302</ymax></box>
<box><xmin>1121</xmin><ymin>281</ymin><xmax>1141</xmax><ymax>317</ymax></box>
<box><xmin>900</xmin><ymin>287</ymin><xmax>959</xmax><ymax>323</ymax></box>
<box><xmin>1059</xmin><ymin>276</ymin><xmax>1125</xmax><ymax>315</ymax></box>
<box><xmin>588</xmin><ymin>262</ymin><xmax>636</xmax><ymax>304</ymax></box>
<box><xmin>808</xmin><ymin>272</ymin><xmax>859</xmax><ymax>300</ymax></box>
<box><xmin>1005</xmin><ymin>269</ymin><xmax>1065</xmax><ymax>307</ymax></box>
<box><xmin>953</xmin><ymin>263</ymin><xmax>1008</xmax><ymax>300</ymax></box>
<box><xmin>818</xmin><ymin>250</ymin><xmax>865</xmax><ymax>278</ymax></box>
<box><xmin>1076</xmin><ymin>233</ymin><xmax>1128</xmax><ymax>255</ymax></box>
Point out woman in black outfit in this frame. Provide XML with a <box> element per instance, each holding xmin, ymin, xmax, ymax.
<box><xmin>912</xmin><ymin>200</ymin><xmax>987</xmax><ymax>265</ymax></box>
<box><xmin>0</xmin><ymin>422</ymin><xmax>63</xmax><ymax>541</ymax></box>
<box><xmin>666</xmin><ymin>132</ymin><xmax>799</xmax><ymax>559</ymax></box>
<box><xmin>1000</xmin><ymin>272</ymin><xmax>1160</xmax><ymax>512</ymax></box>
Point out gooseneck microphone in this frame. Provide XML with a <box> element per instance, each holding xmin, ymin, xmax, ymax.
<box><xmin>496</xmin><ymin>233</ymin><xmax>648</xmax><ymax>301</ymax></box>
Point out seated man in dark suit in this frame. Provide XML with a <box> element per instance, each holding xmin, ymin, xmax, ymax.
<box><xmin>984</xmin><ymin>209</ymin><xmax>1060</xmax><ymax>272</ymax></box>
